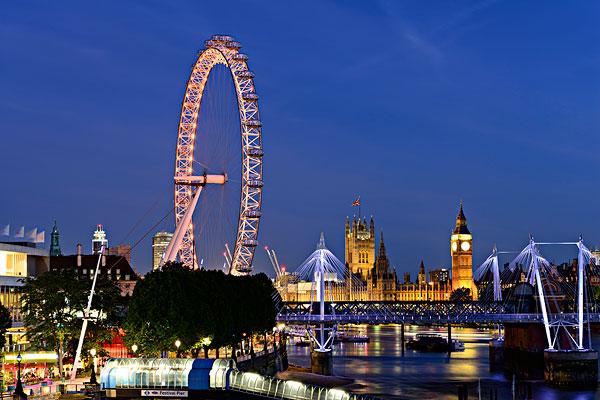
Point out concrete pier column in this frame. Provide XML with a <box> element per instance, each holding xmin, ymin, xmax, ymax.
<box><xmin>488</xmin><ymin>338</ymin><xmax>504</xmax><ymax>371</ymax></box>
<box><xmin>544</xmin><ymin>349</ymin><xmax>598</xmax><ymax>389</ymax></box>
<box><xmin>310</xmin><ymin>350</ymin><xmax>333</xmax><ymax>376</ymax></box>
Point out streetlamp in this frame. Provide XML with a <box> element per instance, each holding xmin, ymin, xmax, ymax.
<box><xmin>175</xmin><ymin>340</ymin><xmax>181</xmax><ymax>358</ymax></box>
<box><xmin>14</xmin><ymin>352</ymin><xmax>25</xmax><ymax>398</ymax></box>
<box><xmin>131</xmin><ymin>344</ymin><xmax>138</xmax><ymax>355</ymax></box>
<box><xmin>89</xmin><ymin>349</ymin><xmax>97</xmax><ymax>385</ymax></box>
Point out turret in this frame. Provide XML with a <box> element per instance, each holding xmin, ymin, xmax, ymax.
<box><xmin>418</xmin><ymin>260</ymin><xmax>426</xmax><ymax>285</ymax></box>
<box><xmin>370</xmin><ymin>215</ymin><xmax>375</xmax><ymax>235</ymax></box>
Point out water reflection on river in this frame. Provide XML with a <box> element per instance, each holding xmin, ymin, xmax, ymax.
<box><xmin>286</xmin><ymin>325</ymin><xmax>599</xmax><ymax>399</ymax></box>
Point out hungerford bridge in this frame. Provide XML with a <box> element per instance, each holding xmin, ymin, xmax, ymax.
<box><xmin>275</xmin><ymin>236</ymin><xmax>600</xmax><ymax>355</ymax></box>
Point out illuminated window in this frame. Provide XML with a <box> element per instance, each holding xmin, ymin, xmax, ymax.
<box><xmin>0</xmin><ymin>251</ymin><xmax>27</xmax><ymax>276</ymax></box>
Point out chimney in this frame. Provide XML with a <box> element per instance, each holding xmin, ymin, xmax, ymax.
<box><xmin>77</xmin><ymin>243</ymin><xmax>82</xmax><ymax>267</ymax></box>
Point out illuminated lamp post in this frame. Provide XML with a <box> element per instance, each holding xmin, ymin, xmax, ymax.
<box><xmin>175</xmin><ymin>340</ymin><xmax>181</xmax><ymax>358</ymax></box>
<box><xmin>131</xmin><ymin>344</ymin><xmax>138</xmax><ymax>356</ymax></box>
<box><xmin>89</xmin><ymin>349</ymin><xmax>97</xmax><ymax>385</ymax></box>
<box><xmin>14</xmin><ymin>352</ymin><xmax>26</xmax><ymax>399</ymax></box>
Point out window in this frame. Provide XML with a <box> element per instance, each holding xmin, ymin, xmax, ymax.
<box><xmin>0</xmin><ymin>251</ymin><xmax>27</xmax><ymax>276</ymax></box>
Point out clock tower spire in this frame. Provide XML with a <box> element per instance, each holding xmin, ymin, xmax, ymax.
<box><xmin>450</xmin><ymin>202</ymin><xmax>475</xmax><ymax>298</ymax></box>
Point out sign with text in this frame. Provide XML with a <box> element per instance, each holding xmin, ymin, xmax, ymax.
<box><xmin>140</xmin><ymin>389</ymin><xmax>188</xmax><ymax>397</ymax></box>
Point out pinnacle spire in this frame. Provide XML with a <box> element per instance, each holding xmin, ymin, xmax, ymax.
<box><xmin>453</xmin><ymin>201</ymin><xmax>470</xmax><ymax>235</ymax></box>
<box><xmin>378</xmin><ymin>230</ymin><xmax>386</xmax><ymax>258</ymax></box>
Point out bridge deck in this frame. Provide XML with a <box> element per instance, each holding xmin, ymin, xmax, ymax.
<box><xmin>276</xmin><ymin>301</ymin><xmax>600</xmax><ymax>325</ymax></box>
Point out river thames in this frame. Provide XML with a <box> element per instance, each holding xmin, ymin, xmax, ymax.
<box><xmin>287</xmin><ymin>325</ymin><xmax>599</xmax><ymax>399</ymax></box>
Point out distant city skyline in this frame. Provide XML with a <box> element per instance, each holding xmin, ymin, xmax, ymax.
<box><xmin>1</xmin><ymin>1</ymin><xmax>599</xmax><ymax>275</ymax></box>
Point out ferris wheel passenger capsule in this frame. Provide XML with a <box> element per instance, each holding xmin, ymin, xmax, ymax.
<box><xmin>243</xmin><ymin>93</ymin><xmax>259</xmax><ymax>101</ymax></box>
<box><xmin>245</xmin><ymin>120</ymin><xmax>262</xmax><ymax>128</ymax></box>
<box><xmin>233</xmin><ymin>53</ymin><xmax>249</xmax><ymax>62</ymax></box>
<box><xmin>242</xmin><ymin>239</ymin><xmax>259</xmax><ymax>247</ymax></box>
<box><xmin>237</xmin><ymin>71</ymin><xmax>255</xmax><ymax>79</ymax></box>
<box><xmin>247</xmin><ymin>180</ymin><xmax>264</xmax><ymax>188</ymax></box>
<box><xmin>246</xmin><ymin>147</ymin><xmax>264</xmax><ymax>157</ymax></box>
<box><xmin>204</xmin><ymin>40</ymin><xmax>220</xmax><ymax>48</ymax></box>
<box><xmin>212</xmin><ymin>35</ymin><xmax>235</xmax><ymax>42</ymax></box>
<box><xmin>244</xmin><ymin>210</ymin><xmax>262</xmax><ymax>219</ymax></box>
<box><xmin>225</xmin><ymin>41</ymin><xmax>242</xmax><ymax>49</ymax></box>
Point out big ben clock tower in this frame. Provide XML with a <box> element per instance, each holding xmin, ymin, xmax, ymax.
<box><xmin>450</xmin><ymin>203</ymin><xmax>476</xmax><ymax>298</ymax></box>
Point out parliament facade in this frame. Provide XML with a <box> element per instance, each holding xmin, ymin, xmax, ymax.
<box><xmin>278</xmin><ymin>204</ymin><xmax>476</xmax><ymax>302</ymax></box>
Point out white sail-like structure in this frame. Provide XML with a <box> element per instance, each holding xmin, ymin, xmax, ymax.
<box><xmin>296</xmin><ymin>233</ymin><xmax>363</xmax><ymax>292</ymax></box>
<box><xmin>295</xmin><ymin>233</ymin><xmax>363</xmax><ymax>352</ymax></box>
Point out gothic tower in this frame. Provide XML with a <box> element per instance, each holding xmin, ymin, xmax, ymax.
<box><xmin>345</xmin><ymin>215</ymin><xmax>375</xmax><ymax>282</ymax></box>
<box><xmin>374</xmin><ymin>231</ymin><xmax>389</xmax><ymax>276</ymax></box>
<box><xmin>50</xmin><ymin>221</ymin><xmax>62</xmax><ymax>256</ymax></box>
<box><xmin>418</xmin><ymin>260</ymin><xmax>426</xmax><ymax>285</ymax></box>
<box><xmin>450</xmin><ymin>203</ymin><xmax>474</xmax><ymax>295</ymax></box>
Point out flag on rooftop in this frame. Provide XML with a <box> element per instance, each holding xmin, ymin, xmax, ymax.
<box><xmin>35</xmin><ymin>231</ymin><xmax>45</xmax><ymax>244</ymax></box>
<box><xmin>26</xmin><ymin>228</ymin><xmax>37</xmax><ymax>241</ymax></box>
<box><xmin>14</xmin><ymin>226</ymin><xmax>24</xmax><ymax>238</ymax></box>
<box><xmin>352</xmin><ymin>196</ymin><xmax>361</xmax><ymax>207</ymax></box>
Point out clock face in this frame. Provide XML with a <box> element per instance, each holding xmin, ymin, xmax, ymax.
<box><xmin>461</xmin><ymin>241</ymin><xmax>471</xmax><ymax>251</ymax></box>
<box><xmin>452</xmin><ymin>241</ymin><xmax>458</xmax><ymax>252</ymax></box>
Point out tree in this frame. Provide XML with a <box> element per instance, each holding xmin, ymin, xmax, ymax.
<box><xmin>0</xmin><ymin>304</ymin><xmax>11</xmax><ymax>348</ymax></box>
<box><xmin>123</xmin><ymin>263</ymin><xmax>215</xmax><ymax>356</ymax></box>
<box><xmin>123</xmin><ymin>263</ymin><xmax>279</xmax><ymax>357</ymax></box>
<box><xmin>450</xmin><ymin>287</ymin><xmax>472</xmax><ymax>302</ymax></box>
<box><xmin>21</xmin><ymin>269</ymin><xmax>121</xmax><ymax>377</ymax></box>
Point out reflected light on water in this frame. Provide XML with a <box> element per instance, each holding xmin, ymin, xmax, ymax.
<box><xmin>286</xmin><ymin>325</ymin><xmax>600</xmax><ymax>400</ymax></box>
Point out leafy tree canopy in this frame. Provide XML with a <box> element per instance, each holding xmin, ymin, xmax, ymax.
<box><xmin>21</xmin><ymin>268</ymin><xmax>122</xmax><ymax>373</ymax></box>
<box><xmin>124</xmin><ymin>263</ymin><xmax>278</xmax><ymax>355</ymax></box>
<box><xmin>449</xmin><ymin>287</ymin><xmax>472</xmax><ymax>302</ymax></box>
<box><xmin>0</xmin><ymin>303</ymin><xmax>11</xmax><ymax>348</ymax></box>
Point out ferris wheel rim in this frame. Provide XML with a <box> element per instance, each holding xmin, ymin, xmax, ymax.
<box><xmin>173</xmin><ymin>35</ymin><xmax>263</xmax><ymax>274</ymax></box>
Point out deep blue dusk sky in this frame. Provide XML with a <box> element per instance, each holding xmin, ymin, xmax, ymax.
<box><xmin>1</xmin><ymin>1</ymin><xmax>599</xmax><ymax>276</ymax></box>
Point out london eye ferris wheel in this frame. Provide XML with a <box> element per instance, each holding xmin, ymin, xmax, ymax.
<box><xmin>162</xmin><ymin>35</ymin><xmax>263</xmax><ymax>275</ymax></box>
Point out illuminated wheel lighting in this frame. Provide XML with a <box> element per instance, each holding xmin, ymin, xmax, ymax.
<box><xmin>174</xmin><ymin>35</ymin><xmax>263</xmax><ymax>275</ymax></box>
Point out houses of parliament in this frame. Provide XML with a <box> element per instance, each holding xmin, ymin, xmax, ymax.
<box><xmin>278</xmin><ymin>204</ymin><xmax>477</xmax><ymax>302</ymax></box>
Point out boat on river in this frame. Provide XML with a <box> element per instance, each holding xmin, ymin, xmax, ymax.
<box><xmin>335</xmin><ymin>331</ymin><xmax>370</xmax><ymax>343</ymax></box>
<box><xmin>406</xmin><ymin>333</ymin><xmax>464</xmax><ymax>352</ymax></box>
